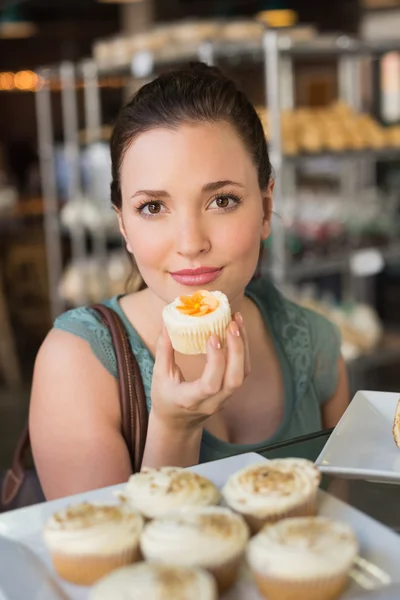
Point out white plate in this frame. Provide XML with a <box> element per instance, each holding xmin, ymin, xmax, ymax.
<box><xmin>1</xmin><ymin>452</ymin><xmax>400</xmax><ymax>599</ymax></box>
<box><xmin>316</xmin><ymin>390</ymin><xmax>400</xmax><ymax>483</ymax></box>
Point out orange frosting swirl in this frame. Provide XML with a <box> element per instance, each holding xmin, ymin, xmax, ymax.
<box><xmin>177</xmin><ymin>290</ymin><xmax>219</xmax><ymax>317</ymax></box>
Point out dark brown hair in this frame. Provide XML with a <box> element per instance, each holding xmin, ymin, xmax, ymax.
<box><xmin>110</xmin><ymin>62</ymin><xmax>272</xmax><ymax>210</ymax></box>
<box><xmin>110</xmin><ymin>63</ymin><xmax>271</xmax><ymax>289</ymax></box>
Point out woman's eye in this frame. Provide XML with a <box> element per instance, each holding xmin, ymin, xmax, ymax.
<box><xmin>209</xmin><ymin>195</ymin><xmax>240</xmax><ymax>210</ymax></box>
<box><xmin>140</xmin><ymin>202</ymin><xmax>163</xmax><ymax>215</ymax></box>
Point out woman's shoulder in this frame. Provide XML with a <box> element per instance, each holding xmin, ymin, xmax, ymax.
<box><xmin>247</xmin><ymin>277</ymin><xmax>340</xmax><ymax>342</ymax></box>
<box><xmin>247</xmin><ymin>278</ymin><xmax>342</xmax><ymax>403</ymax></box>
<box><xmin>53</xmin><ymin>298</ymin><xmax>119</xmax><ymax>379</ymax></box>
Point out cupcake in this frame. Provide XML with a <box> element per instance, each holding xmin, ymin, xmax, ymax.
<box><xmin>140</xmin><ymin>506</ymin><xmax>249</xmax><ymax>593</ymax></box>
<box><xmin>162</xmin><ymin>290</ymin><xmax>231</xmax><ymax>354</ymax></box>
<box><xmin>90</xmin><ymin>562</ymin><xmax>218</xmax><ymax>600</ymax></box>
<box><xmin>118</xmin><ymin>467</ymin><xmax>220</xmax><ymax>519</ymax></box>
<box><xmin>43</xmin><ymin>502</ymin><xmax>143</xmax><ymax>585</ymax></box>
<box><xmin>222</xmin><ymin>459</ymin><xmax>321</xmax><ymax>533</ymax></box>
<box><xmin>247</xmin><ymin>516</ymin><xmax>358</xmax><ymax>600</ymax></box>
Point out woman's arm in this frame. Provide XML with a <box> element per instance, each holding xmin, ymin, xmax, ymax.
<box><xmin>29</xmin><ymin>329</ymin><xmax>132</xmax><ymax>500</ymax></box>
<box><xmin>321</xmin><ymin>356</ymin><xmax>349</xmax><ymax>429</ymax></box>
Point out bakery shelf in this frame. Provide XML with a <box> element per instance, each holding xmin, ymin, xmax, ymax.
<box><xmin>285</xmin><ymin>148</ymin><xmax>400</xmax><ymax>164</ymax></box>
<box><xmin>347</xmin><ymin>331</ymin><xmax>400</xmax><ymax>371</ymax></box>
<box><xmin>286</xmin><ymin>244</ymin><xmax>400</xmax><ymax>281</ymax></box>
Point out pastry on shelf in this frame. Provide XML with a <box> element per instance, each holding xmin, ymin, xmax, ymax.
<box><xmin>297</xmin><ymin>124</ymin><xmax>323</xmax><ymax>153</ymax></box>
<box><xmin>170</xmin><ymin>20</ymin><xmax>220</xmax><ymax>45</ymax></box>
<box><xmin>220</xmin><ymin>19</ymin><xmax>264</xmax><ymax>43</ymax></box>
<box><xmin>59</xmin><ymin>251</ymin><xmax>142</xmax><ymax>305</ymax></box>
<box><xmin>298</xmin><ymin>296</ymin><xmax>383</xmax><ymax>362</ymax></box>
<box><xmin>385</xmin><ymin>125</ymin><xmax>400</xmax><ymax>148</ymax></box>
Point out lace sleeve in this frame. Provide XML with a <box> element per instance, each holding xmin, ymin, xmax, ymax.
<box><xmin>54</xmin><ymin>307</ymin><xmax>118</xmax><ymax>379</ymax></box>
<box><xmin>306</xmin><ymin>309</ymin><xmax>342</xmax><ymax>405</ymax></box>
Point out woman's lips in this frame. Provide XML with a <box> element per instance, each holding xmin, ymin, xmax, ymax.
<box><xmin>169</xmin><ymin>267</ymin><xmax>223</xmax><ymax>286</ymax></box>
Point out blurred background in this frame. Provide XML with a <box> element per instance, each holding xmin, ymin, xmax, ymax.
<box><xmin>1</xmin><ymin>0</ymin><xmax>400</xmax><ymax>464</ymax></box>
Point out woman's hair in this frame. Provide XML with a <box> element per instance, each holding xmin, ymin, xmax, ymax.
<box><xmin>110</xmin><ymin>62</ymin><xmax>272</xmax><ymax>210</ymax></box>
<box><xmin>110</xmin><ymin>62</ymin><xmax>271</xmax><ymax>290</ymax></box>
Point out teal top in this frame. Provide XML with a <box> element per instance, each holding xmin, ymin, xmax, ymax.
<box><xmin>54</xmin><ymin>278</ymin><xmax>341</xmax><ymax>463</ymax></box>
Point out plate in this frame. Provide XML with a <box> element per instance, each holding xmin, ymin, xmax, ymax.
<box><xmin>316</xmin><ymin>390</ymin><xmax>400</xmax><ymax>483</ymax></box>
<box><xmin>1</xmin><ymin>452</ymin><xmax>400</xmax><ymax>599</ymax></box>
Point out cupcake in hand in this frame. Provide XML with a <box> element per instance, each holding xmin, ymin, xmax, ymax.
<box><xmin>90</xmin><ymin>563</ymin><xmax>218</xmax><ymax>600</ymax></box>
<box><xmin>140</xmin><ymin>506</ymin><xmax>249</xmax><ymax>593</ymax></box>
<box><xmin>222</xmin><ymin>458</ymin><xmax>321</xmax><ymax>533</ymax></box>
<box><xmin>43</xmin><ymin>502</ymin><xmax>143</xmax><ymax>585</ymax></box>
<box><xmin>119</xmin><ymin>467</ymin><xmax>220</xmax><ymax>519</ymax></box>
<box><xmin>247</xmin><ymin>516</ymin><xmax>358</xmax><ymax>600</ymax></box>
<box><xmin>162</xmin><ymin>290</ymin><xmax>231</xmax><ymax>354</ymax></box>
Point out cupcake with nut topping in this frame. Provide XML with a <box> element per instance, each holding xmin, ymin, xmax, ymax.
<box><xmin>222</xmin><ymin>459</ymin><xmax>321</xmax><ymax>533</ymax></box>
<box><xmin>140</xmin><ymin>505</ymin><xmax>249</xmax><ymax>593</ymax></box>
<box><xmin>119</xmin><ymin>467</ymin><xmax>220</xmax><ymax>519</ymax></box>
<box><xmin>43</xmin><ymin>502</ymin><xmax>143</xmax><ymax>585</ymax></box>
<box><xmin>247</xmin><ymin>516</ymin><xmax>358</xmax><ymax>600</ymax></box>
<box><xmin>90</xmin><ymin>562</ymin><xmax>218</xmax><ymax>600</ymax></box>
<box><xmin>162</xmin><ymin>290</ymin><xmax>231</xmax><ymax>354</ymax></box>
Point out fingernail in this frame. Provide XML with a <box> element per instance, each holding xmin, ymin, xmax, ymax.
<box><xmin>210</xmin><ymin>335</ymin><xmax>221</xmax><ymax>350</ymax></box>
<box><xmin>229</xmin><ymin>322</ymin><xmax>240</xmax><ymax>337</ymax></box>
<box><xmin>235</xmin><ymin>312</ymin><xmax>244</xmax><ymax>327</ymax></box>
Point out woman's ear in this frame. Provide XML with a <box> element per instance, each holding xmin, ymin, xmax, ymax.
<box><xmin>115</xmin><ymin>207</ymin><xmax>133</xmax><ymax>254</ymax></box>
<box><xmin>261</xmin><ymin>179</ymin><xmax>274</xmax><ymax>241</ymax></box>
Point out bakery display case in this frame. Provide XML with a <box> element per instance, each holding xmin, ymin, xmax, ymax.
<box><xmin>33</xmin><ymin>19</ymin><xmax>400</xmax><ymax>389</ymax></box>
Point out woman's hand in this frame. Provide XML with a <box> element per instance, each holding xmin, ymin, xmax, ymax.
<box><xmin>150</xmin><ymin>313</ymin><xmax>251</xmax><ymax>432</ymax></box>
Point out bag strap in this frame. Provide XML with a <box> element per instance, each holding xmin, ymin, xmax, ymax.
<box><xmin>2</xmin><ymin>304</ymin><xmax>148</xmax><ymax>506</ymax></box>
<box><xmin>90</xmin><ymin>304</ymin><xmax>148</xmax><ymax>473</ymax></box>
<box><xmin>1</xmin><ymin>424</ymin><xmax>30</xmax><ymax>506</ymax></box>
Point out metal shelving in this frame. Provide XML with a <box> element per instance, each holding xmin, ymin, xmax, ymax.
<box><xmin>35</xmin><ymin>27</ymin><xmax>400</xmax><ymax>326</ymax></box>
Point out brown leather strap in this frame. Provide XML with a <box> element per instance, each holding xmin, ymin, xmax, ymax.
<box><xmin>91</xmin><ymin>304</ymin><xmax>148</xmax><ymax>472</ymax></box>
<box><xmin>2</xmin><ymin>305</ymin><xmax>148</xmax><ymax>506</ymax></box>
<box><xmin>1</xmin><ymin>424</ymin><xmax>30</xmax><ymax>505</ymax></box>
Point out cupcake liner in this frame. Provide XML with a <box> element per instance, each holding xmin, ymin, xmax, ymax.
<box><xmin>51</xmin><ymin>545</ymin><xmax>141</xmax><ymax>586</ymax></box>
<box><xmin>253</xmin><ymin>570</ymin><xmax>350</xmax><ymax>600</ymax></box>
<box><xmin>241</xmin><ymin>493</ymin><xmax>318</xmax><ymax>535</ymax></box>
<box><xmin>166</xmin><ymin>315</ymin><xmax>230</xmax><ymax>355</ymax></box>
<box><xmin>207</xmin><ymin>553</ymin><xmax>245</xmax><ymax>594</ymax></box>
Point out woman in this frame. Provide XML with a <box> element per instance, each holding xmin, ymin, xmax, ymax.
<box><xmin>30</xmin><ymin>64</ymin><xmax>349</xmax><ymax>500</ymax></box>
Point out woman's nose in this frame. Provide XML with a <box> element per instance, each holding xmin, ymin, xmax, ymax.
<box><xmin>175</xmin><ymin>217</ymin><xmax>211</xmax><ymax>258</ymax></box>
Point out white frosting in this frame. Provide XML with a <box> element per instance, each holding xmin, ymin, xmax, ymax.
<box><xmin>90</xmin><ymin>563</ymin><xmax>218</xmax><ymax>600</ymax></box>
<box><xmin>222</xmin><ymin>459</ymin><xmax>321</xmax><ymax>518</ymax></box>
<box><xmin>247</xmin><ymin>517</ymin><xmax>358</xmax><ymax>579</ymax></box>
<box><xmin>163</xmin><ymin>291</ymin><xmax>230</xmax><ymax>328</ymax></box>
<box><xmin>119</xmin><ymin>467</ymin><xmax>220</xmax><ymax>519</ymax></box>
<box><xmin>140</xmin><ymin>506</ymin><xmax>249</xmax><ymax>568</ymax></box>
<box><xmin>44</xmin><ymin>503</ymin><xmax>143</xmax><ymax>556</ymax></box>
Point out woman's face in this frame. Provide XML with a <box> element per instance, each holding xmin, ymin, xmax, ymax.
<box><xmin>119</xmin><ymin>121</ymin><xmax>272</xmax><ymax>306</ymax></box>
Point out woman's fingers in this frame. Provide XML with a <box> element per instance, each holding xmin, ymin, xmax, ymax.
<box><xmin>235</xmin><ymin>312</ymin><xmax>251</xmax><ymax>377</ymax></box>
<box><xmin>153</xmin><ymin>316</ymin><xmax>248</xmax><ymax>417</ymax></box>
<box><xmin>176</xmin><ymin>335</ymin><xmax>226</xmax><ymax>410</ymax></box>
<box><xmin>223</xmin><ymin>320</ymin><xmax>245</xmax><ymax>393</ymax></box>
<box><xmin>198</xmin><ymin>335</ymin><xmax>226</xmax><ymax>397</ymax></box>
<box><xmin>154</xmin><ymin>324</ymin><xmax>176</xmax><ymax>378</ymax></box>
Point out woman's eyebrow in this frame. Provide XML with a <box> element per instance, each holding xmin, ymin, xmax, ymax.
<box><xmin>131</xmin><ymin>189</ymin><xmax>170</xmax><ymax>200</ymax></box>
<box><xmin>202</xmin><ymin>180</ymin><xmax>244</xmax><ymax>192</ymax></box>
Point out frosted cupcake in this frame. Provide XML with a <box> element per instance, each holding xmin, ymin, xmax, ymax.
<box><xmin>140</xmin><ymin>506</ymin><xmax>249</xmax><ymax>593</ymax></box>
<box><xmin>90</xmin><ymin>563</ymin><xmax>218</xmax><ymax>600</ymax></box>
<box><xmin>162</xmin><ymin>290</ymin><xmax>231</xmax><ymax>354</ymax></box>
<box><xmin>222</xmin><ymin>459</ymin><xmax>321</xmax><ymax>533</ymax></box>
<box><xmin>43</xmin><ymin>502</ymin><xmax>143</xmax><ymax>585</ymax></box>
<box><xmin>119</xmin><ymin>467</ymin><xmax>220</xmax><ymax>519</ymax></box>
<box><xmin>247</xmin><ymin>517</ymin><xmax>358</xmax><ymax>600</ymax></box>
